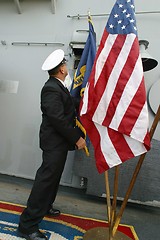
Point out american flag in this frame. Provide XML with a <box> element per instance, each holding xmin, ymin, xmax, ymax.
<box><xmin>80</xmin><ymin>0</ymin><xmax>151</xmax><ymax>173</ymax></box>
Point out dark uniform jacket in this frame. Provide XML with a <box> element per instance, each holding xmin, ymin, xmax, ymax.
<box><xmin>39</xmin><ymin>76</ymin><xmax>81</xmax><ymax>151</ymax></box>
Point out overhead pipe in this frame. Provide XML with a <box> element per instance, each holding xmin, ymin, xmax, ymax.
<box><xmin>67</xmin><ymin>11</ymin><xmax>160</xmax><ymax>19</ymax></box>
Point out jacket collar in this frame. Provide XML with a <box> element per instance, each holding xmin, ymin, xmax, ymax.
<box><xmin>49</xmin><ymin>76</ymin><xmax>70</xmax><ymax>95</ymax></box>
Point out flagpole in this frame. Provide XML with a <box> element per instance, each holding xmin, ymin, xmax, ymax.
<box><xmin>110</xmin><ymin>166</ymin><xmax>119</xmax><ymax>229</ymax></box>
<box><xmin>84</xmin><ymin>167</ymin><xmax>131</xmax><ymax>240</ymax></box>
<box><xmin>106</xmin><ymin>166</ymin><xmax>119</xmax><ymax>240</ymax></box>
<box><xmin>112</xmin><ymin>105</ymin><xmax>160</xmax><ymax>237</ymax></box>
<box><xmin>104</xmin><ymin>171</ymin><xmax>111</xmax><ymax>224</ymax></box>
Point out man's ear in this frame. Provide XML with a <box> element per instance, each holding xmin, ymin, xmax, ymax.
<box><xmin>59</xmin><ymin>65</ymin><xmax>65</xmax><ymax>74</ymax></box>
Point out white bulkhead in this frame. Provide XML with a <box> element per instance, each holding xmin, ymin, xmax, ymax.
<box><xmin>0</xmin><ymin>0</ymin><xmax>160</xmax><ymax>204</ymax></box>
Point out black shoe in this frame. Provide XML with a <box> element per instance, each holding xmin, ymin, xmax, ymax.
<box><xmin>18</xmin><ymin>229</ymin><xmax>47</xmax><ymax>240</ymax></box>
<box><xmin>47</xmin><ymin>207</ymin><xmax>60</xmax><ymax>217</ymax></box>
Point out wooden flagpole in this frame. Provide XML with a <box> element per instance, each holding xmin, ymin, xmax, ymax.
<box><xmin>110</xmin><ymin>166</ymin><xmax>119</xmax><ymax>227</ymax></box>
<box><xmin>84</xmin><ymin>169</ymin><xmax>130</xmax><ymax>240</ymax></box>
<box><xmin>109</xmin><ymin>166</ymin><xmax>120</xmax><ymax>240</ymax></box>
<box><xmin>105</xmin><ymin>171</ymin><xmax>111</xmax><ymax>224</ymax></box>
<box><xmin>111</xmin><ymin>105</ymin><xmax>160</xmax><ymax>237</ymax></box>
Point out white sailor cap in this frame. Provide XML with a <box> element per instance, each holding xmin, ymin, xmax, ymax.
<box><xmin>42</xmin><ymin>49</ymin><xmax>66</xmax><ymax>71</ymax></box>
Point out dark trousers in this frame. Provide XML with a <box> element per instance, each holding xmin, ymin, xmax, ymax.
<box><xmin>19</xmin><ymin>149</ymin><xmax>68</xmax><ymax>234</ymax></box>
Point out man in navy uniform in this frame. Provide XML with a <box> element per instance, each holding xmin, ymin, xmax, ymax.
<box><xmin>18</xmin><ymin>49</ymin><xmax>86</xmax><ymax>240</ymax></box>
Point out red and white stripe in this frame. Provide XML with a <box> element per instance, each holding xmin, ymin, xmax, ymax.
<box><xmin>80</xmin><ymin>29</ymin><xmax>150</xmax><ymax>173</ymax></box>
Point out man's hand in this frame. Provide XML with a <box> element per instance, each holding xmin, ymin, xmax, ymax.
<box><xmin>76</xmin><ymin>137</ymin><xmax>86</xmax><ymax>150</ymax></box>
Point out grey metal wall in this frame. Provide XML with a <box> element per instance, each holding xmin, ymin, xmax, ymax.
<box><xmin>0</xmin><ymin>0</ymin><xmax>160</xmax><ymax>203</ymax></box>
